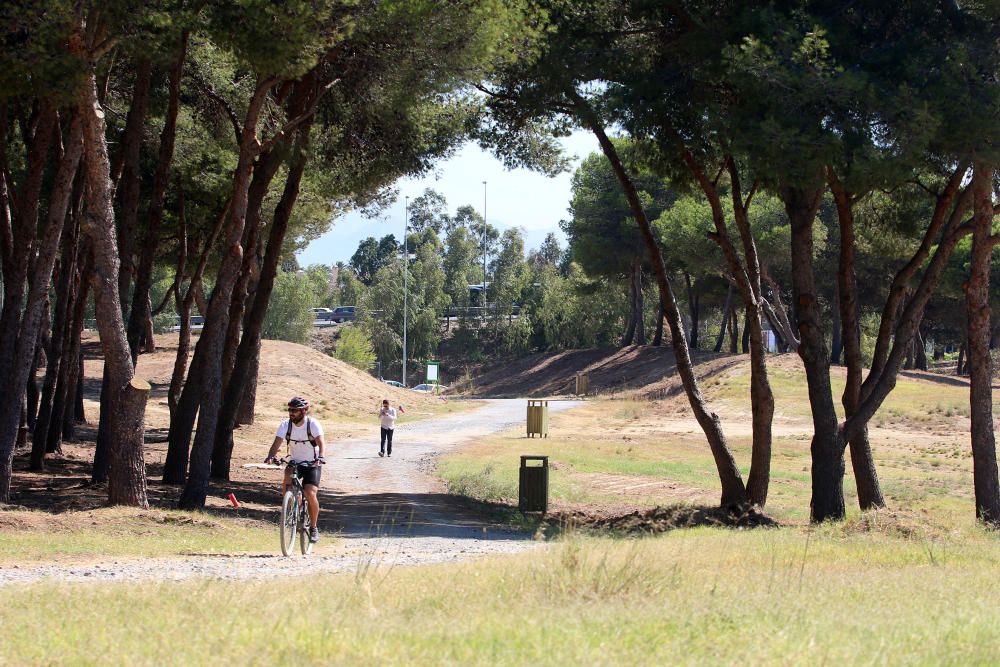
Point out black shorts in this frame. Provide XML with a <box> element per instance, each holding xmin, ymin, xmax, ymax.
<box><xmin>290</xmin><ymin>462</ymin><xmax>322</xmax><ymax>488</ymax></box>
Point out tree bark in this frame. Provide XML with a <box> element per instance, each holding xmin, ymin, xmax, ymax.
<box><xmin>108</xmin><ymin>378</ymin><xmax>150</xmax><ymax>506</ymax></box>
<box><xmin>714</xmin><ymin>283</ymin><xmax>732</xmax><ymax>353</ymax></box>
<box><xmin>0</xmin><ymin>103</ymin><xmax>58</xmax><ymax>502</ymax></box>
<box><xmin>652</xmin><ymin>300</ymin><xmax>664</xmax><ymax>347</ymax></box>
<box><xmin>0</xmin><ymin>110</ymin><xmax>81</xmax><ymax>501</ymax></box>
<box><xmin>782</xmin><ymin>182</ymin><xmax>844</xmax><ymax>522</ymax></box>
<box><xmin>32</xmin><ymin>214</ymin><xmax>79</xmax><ymax>468</ymax></box>
<box><xmin>114</xmin><ymin>58</ymin><xmax>153</xmax><ymax>311</ymax></box>
<box><xmin>76</xmin><ymin>31</ymin><xmax>148</xmax><ymax>508</ymax></box>
<box><xmin>213</xmin><ymin>121</ymin><xmax>312</xmax><ymax>479</ymax></box>
<box><xmin>964</xmin><ymin>161</ymin><xmax>1000</xmax><ymax>525</ymax></box>
<box><xmin>179</xmin><ymin>76</ymin><xmax>279</xmax><ymax>509</ymax></box>
<box><xmin>828</xmin><ymin>170</ymin><xmax>885</xmax><ymax>511</ymax></box>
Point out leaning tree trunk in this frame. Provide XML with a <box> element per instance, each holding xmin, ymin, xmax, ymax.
<box><xmin>213</xmin><ymin>123</ymin><xmax>312</xmax><ymax>479</ymax></box>
<box><xmin>782</xmin><ymin>182</ymin><xmax>844</xmax><ymax>522</ymax></box>
<box><xmin>687</xmin><ymin>156</ymin><xmax>775</xmax><ymax>507</ymax></box>
<box><xmin>77</xmin><ymin>44</ymin><xmax>148</xmax><ymax>508</ymax></box>
<box><xmin>212</xmin><ymin>73</ymin><xmax>316</xmax><ymax>479</ymax></box>
<box><xmin>574</xmin><ymin>94</ymin><xmax>747</xmax><ymax>506</ymax></box>
<box><xmin>964</xmin><ymin>161</ymin><xmax>1000</xmax><ymax>525</ymax></box>
<box><xmin>179</xmin><ymin>76</ymin><xmax>277</xmax><ymax>509</ymax></box>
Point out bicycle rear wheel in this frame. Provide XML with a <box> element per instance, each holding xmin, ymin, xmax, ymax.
<box><xmin>280</xmin><ymin>490</ymin><xmax>298</xmax><ymax>556</ymax></box>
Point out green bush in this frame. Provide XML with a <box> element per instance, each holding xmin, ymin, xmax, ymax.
<box><xmin>261</xmin><ymin>271</ymin><xmax>317</xmax><ymax>343</ymax></box>
<box><xmin>333</xmin><ymin>325</ymin><xmax>376</xmax><ymax>370</ymax></box>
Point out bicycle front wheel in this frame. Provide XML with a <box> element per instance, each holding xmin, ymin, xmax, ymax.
<box><xmin>299</xmin><ymin>517</ymin><xmax>314</xmax><ymax>555</ymax></box>
<box><xmin>280</xmin><ymin>490</ymin><xmax>297</xmax><ymax>556</ymax></box>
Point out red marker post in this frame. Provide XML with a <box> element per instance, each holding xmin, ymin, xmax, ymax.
<box><xmin>227</xmin><ymin>493</ymin><xmax>240</xmax><ymax>508</ymax></box>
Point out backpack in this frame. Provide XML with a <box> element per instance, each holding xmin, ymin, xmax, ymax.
<box><xmin>284</xmin><ymin>416</ymin><xmax>318</xmax><ymax>455</ymax></box>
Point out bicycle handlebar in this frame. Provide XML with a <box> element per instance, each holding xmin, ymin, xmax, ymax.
<box><xmin>272</xmin><ymin>457</ymin><xmax>324</xmax><ymax>467</ymax></box>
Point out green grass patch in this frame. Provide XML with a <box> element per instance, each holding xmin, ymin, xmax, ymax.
<box><xmin>3</xmin><ymin>527</ymin><xmax>1000</xmax><ymax>664</ymax></box>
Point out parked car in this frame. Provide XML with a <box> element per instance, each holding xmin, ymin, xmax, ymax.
<box><xmin>310</xmin><ymin>307</ymin><xmax>334</xmax><ymax>321</ymax></box>
<box><xmin>331</xmin><ymin>306</ymin><xmax>356</xmax><ymax>323</ymax></box>
<box><xmin>382</xmin><ymin>379</ymin><xmax>404</xmax><ymax>388</ymax></box>
<box><xmin>411</xmin><ymin>383</ymin><xmax>448</xmax><ymax>393</ymax></box>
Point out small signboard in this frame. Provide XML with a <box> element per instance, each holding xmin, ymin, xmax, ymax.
<box><xmin>426</xmin><ymin>361</ymin><xmax>440</xmax><ymax>383</ymax></box>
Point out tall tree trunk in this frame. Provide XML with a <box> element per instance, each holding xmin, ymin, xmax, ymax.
<box><xmin>0</xmin><ymin>112</ymin><xmax>81</xmax><ymax>500</ymax></box>
<box><xmin>728</xmin><ymin>307</ymin><xmax>738</xmax><ymax>353</ymax></box>
<box><xmin>574</xmin><ymin>94</ymin><xmax>747</xmax><ymax>506</ymax></box>
<box><xmin>114</xmin><ymin>58</ymin><xmax>153</xmax><ymax>311</ymax></box>
<box><xmin>633</xmin><ymin>259</ymin><xmax>645</xmax><ymax>345</ymax></box>
<box><xmin>163</xmin><ymin>192</ymin><xmax>227</xmax><ymax>484</ymax></box>
<box><xmin>213</xmin><ymin>122</ymin><xmax>312</xmax><ymax>479</ymax></box>
<box><xmin>621</xmin><ymin>261</ymin><xmax>637</xmax><ymax>347</ymax></box>
<box><xmin>652</xmin><ymin>300</ymin><xmax>664</xmax><ymax>347</ymax></box>
<box><xmin>179</xmin><ymin>76</ymin><xmax>280</xmax><ymax>509</ymax></box>
<box><xmin>0</xmin><ymin>103</ymin><xmax>58</xmax><ymax>502</ymax></box>
<box><xmin>964</xmin><ymin>161</ymin><xmax>1000</xmax><ymax>525</ymax></box>
<box><xmin>714</xmin><ymin>283</ymin><xmax>732</xmax><ymax>353</ymax></box>
<box><xmin>50</xmin><ymin>243</ymin><xmax>90</xmax><ymax>453</ymax></box>
<box><xmin>76</xmin><ymin>34</ymin><xmax>148</xmax><ymax>507</ymax></box>
<box><xmin>830</xmin><ymin>280</ymin><xmax>843</xmax><ymax>365</ymax></box>
<box><xmin>32</xmin><ymin>218</ymin><xmax>79</xmax><ymax>468</ymax></box>
<box><xmin>828</xmin><ymin>171</ymin><xmax>885</xmax><ymax>511</ymax></box>
<box><xmin>127</xmin><ymin>35</ymin><xmax>186</xmax><ymax>363</ymax></box>
<box><xmin>685</xmin><ymin>272</ymin><xmax>699</xmax><ymax>349</ymax></box>
<box><xmin>782</xmin><ymin>182</ymin><xmax>844</xmax><ymax>522</ymax></box>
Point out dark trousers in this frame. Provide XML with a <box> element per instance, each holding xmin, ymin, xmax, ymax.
<box><xmin>380</xmin><ymin>427</ymin><xmax>394</xmax><ymax>455</ymax></box>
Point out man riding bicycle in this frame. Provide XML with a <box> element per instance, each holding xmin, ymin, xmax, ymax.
<box><xmin>265</xmin><ymin>396</ymin><xmax>326</xmax><ymax>543</ymax></box>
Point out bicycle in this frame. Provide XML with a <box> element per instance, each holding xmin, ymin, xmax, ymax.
<box><xmin>275</xmin><ymin>457</ymin><xmax>322</xmax><ymax>556</ymax></box>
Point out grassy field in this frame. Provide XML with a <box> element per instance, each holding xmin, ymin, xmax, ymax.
<box><xmin>440</xmin><ymin>365</ymin><xmax>992</xmax><ymax>527</ymax></box>
<box><xmin>4</xmin><ymin>360</ymin><xmax>1000</xmax><ymax>664</ymax></box>
<box><xmin>2</xmin><ymin>526</ymin><xmax>999</xmax><ymax>665</ymax></box>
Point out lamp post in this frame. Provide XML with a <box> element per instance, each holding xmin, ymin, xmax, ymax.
<box><xmin>482</xmin><ymin>180</ymin><xmax>487</xmax><ymax>304</ymax></box>
<box><xmin>402</xmin><ymin>196</ymin><xmax>408</xmax><ymax>387</ymax></box>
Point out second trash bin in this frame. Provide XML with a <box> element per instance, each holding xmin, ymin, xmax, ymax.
<box><xmin>519</xmin><ymin>455</ymin><xmax>549</xmax><ymax>512</ymax></box>
<box><xmin>526</xmin><ymin>399</ymin><xmax>549</xmax><ymax>438</ymax></box>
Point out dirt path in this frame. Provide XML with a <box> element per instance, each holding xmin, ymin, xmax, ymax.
<box><xmin>0</xmin><ymin>399</ymin><xmax>580</xmax><ymax>586</ymax></box>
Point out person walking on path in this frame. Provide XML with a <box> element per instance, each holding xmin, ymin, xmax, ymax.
<box><xmin>378</xmin><ymin>399</ymin><xmax>404</xmax><ymax>457</ymax></box>
<box><xmin>265</xmin><ymin>396</ymin><xmax>326</xmax><ymax>542</ymax></box>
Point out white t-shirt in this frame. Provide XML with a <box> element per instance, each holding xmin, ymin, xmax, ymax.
<box><xmin>275</xmin><ymin>417</ymin><xmax>324</xmax><ymax>463</ymax></box>
<box><xmin>379</xmin><ymin>407</ymin><xmax>397</xmax><ymax>430</ymax></box>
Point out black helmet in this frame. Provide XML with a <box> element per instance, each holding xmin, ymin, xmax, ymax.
<box><xmin>287</xmin><ymin>396</ymin><xmax>309</xmax><ymax>410</ymax></box>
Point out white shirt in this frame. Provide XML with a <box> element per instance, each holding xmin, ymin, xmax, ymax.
<box><xmin>379</xmin><ymin>407</ymin><xmax>397</xmax><ymax>430</ymax></box>
<box><xmin>275</xmin><ymin>417</ymin><xmax>324</xmax><ymax>463</ymax></box>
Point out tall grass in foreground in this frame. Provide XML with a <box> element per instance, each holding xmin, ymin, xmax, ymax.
<box><xmin>3</xmin><ymin>525</ymin><xmax>999</xmax><ymax>665</ymax></box>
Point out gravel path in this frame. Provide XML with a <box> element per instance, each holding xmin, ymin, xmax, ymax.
<box><xmin>1</xmin><ymin>399</ymin><xmax>579</xmax><ymax>586</ymax></box>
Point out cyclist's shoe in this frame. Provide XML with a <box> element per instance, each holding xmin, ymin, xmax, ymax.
<box><xmin>309</xmin><ymin>527</ymin><xmax>320</xmax><ymax>543</ymax></box>
<box><xmin>378</xmin><ymin>450</ymin><xmax>384</xmax><ymax>457</ymax></box>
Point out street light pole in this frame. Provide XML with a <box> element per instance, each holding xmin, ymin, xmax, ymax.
<box><xmin>482</xmin><ymin>180</ymin><xmax>487</xmax><ymax>303</ymax></box>
<box><xmin>403</xmin><ymin>196</ymin><xmax>408</xmax><ymax>388</ymax></box>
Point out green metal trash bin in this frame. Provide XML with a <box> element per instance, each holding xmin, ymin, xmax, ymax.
<box><xmin>519</xmin><ymin>455</ymin><xmax>549</xmax><ymax>512</ymax></box>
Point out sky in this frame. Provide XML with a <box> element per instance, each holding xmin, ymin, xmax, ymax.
<box><xmin>295</xmin><ymin>130</ymin><xmax>601</xmax><ymax>267</ymax></box>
